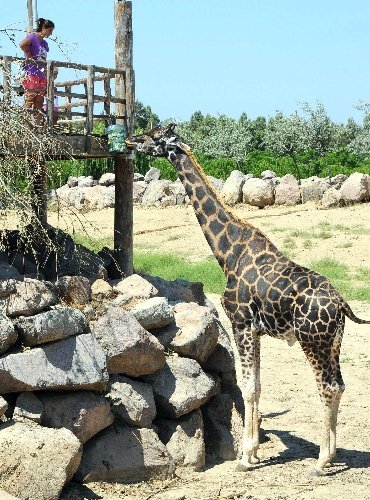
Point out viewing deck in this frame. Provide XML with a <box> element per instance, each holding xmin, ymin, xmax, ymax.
<box><xmin>0</xmin><ymin>55</ymin><xmax>134</xmax><ymax>159</ymax></box>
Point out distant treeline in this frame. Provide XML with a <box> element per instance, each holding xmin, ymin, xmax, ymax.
<box><xmin>49</xmin><ymin>101</ymin><xmax>370</xmax><ymax>187</ymax></box>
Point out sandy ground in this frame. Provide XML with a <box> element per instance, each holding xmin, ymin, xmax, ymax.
<box><xmin>4</xmin><ymin>202</ymin><xmax>369</xmax><ymax>499</ymax></box>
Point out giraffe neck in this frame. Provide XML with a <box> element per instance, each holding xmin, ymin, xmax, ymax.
<box><xmin>168</xmin><ymin>146</ymin><xmax>254</xmax><ymax>272</ymax></box>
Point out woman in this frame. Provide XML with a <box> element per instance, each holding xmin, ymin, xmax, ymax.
<box><xmin>19</xmin><ymin>18</ymin><xmax>55</xmax><ymax>123</ymax></box>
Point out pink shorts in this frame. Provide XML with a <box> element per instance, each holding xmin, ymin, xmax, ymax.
<box><xmin>23</xmin><ymin>75</ymin><xmax>47</xmax><ymax>93</ymax></box>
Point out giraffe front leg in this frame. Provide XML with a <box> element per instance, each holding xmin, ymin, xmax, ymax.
<box><xmin>234</xmin><ymin>328</ymin><xmax>261</xmax><ymax>471</ymax></box>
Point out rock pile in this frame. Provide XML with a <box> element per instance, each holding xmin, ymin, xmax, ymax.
<box><xmin>0</xmin><ymin>248</ymin><xmax>243</xmax><ymax>499</ymax></box>
<box><xmin>51</xmin><ymin>169</ymin><xmax>370</xmax><ymax>211</ymax></box>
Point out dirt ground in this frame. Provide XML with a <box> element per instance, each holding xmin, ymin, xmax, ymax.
<box><xmin>10</xmin><ymin>202</ymin><xmax>370</xmax><ymax>499</ymax></box>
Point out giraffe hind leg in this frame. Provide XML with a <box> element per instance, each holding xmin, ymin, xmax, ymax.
<box><xmin>298</xmin><ymin>332</ymin><xmax>345</xmax><ymax>474</ymax></box>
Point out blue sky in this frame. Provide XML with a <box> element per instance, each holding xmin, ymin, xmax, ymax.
<box><xmin>1</xmin><ymin>0</ymin><xmax>369</xmax><ymax>124</ymax></box>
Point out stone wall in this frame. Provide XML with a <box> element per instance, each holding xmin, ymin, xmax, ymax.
<box><xmin>0</xmin><ymin>246</ymin><xmax>243</xmax><ymax>499</ymax></box>
<box><xmin>51</xmin><ymin>169</ymin><xmax>370</xmax><ymax>211</ymax></box>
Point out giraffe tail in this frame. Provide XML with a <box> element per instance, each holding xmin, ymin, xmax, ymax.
<box><xmin>341</xmin><ymin>300</ymin><xmax>370</xmax><ymax>324</ymax></box>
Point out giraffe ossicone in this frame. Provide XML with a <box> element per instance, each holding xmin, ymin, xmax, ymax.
<box><xmin>125</xmin><ymin>124</ymin><xmax>370</xmax><ymax>474</ymax></box>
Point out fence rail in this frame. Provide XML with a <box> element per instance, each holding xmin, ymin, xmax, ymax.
<box><xmin>0</xmin><ymin>55</ymin><xmax>128</xmax><ymax>134</ymax></box>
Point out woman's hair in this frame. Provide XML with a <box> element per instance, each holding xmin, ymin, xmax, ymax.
<box><xmin>36</xmin><ymin>18</ymin><xmax>55</xmax><ymax>32</ymax></box>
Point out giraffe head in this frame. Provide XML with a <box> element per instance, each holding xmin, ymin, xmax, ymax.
<box><xmin>125</xmin><ymin>123</ymin><xmax>186</xmax><ymax>157</ymax></box>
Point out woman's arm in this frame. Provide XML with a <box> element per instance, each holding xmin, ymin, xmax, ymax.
<box><xmin>19</xmin><ymin>37</ymin><xmax>32</xmax><ymax>57</ymax></box>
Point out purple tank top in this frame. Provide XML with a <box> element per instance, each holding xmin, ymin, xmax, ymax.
<box><xmin>24</xmin><ymin>33</ymin><xmax>49</xmax><ymax>78</ymax></box>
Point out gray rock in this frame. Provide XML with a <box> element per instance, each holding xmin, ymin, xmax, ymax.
<box><xmin>274</xmin><ymin>174</ymin><xmax>301</xmax><ymax>206</ymax></box>
<box><xmin>67</xmin><ymin>176</ymin><xmax>78</xmax><ymax>187</ymax></box>
<box><xmin>0</xmin><ymin>421</ymin><xmax>81</xmax><ymax>500</ymax></box>
<box><xmin>13</xmin><ymin>307</ymin><xmax>87</xmax><ymax>346</ymax></box>
<box><xmin>6</xmin><ymin>278</ymin><xmax>57</xmax><ymax>317</ymax></box>
<box><xmin>111</xmin><ymin>273</ymin><xmax>158</xmax><ymax>306</ymax></box>
<box><xmin>97</xmin><ymin>185</ymin><xmax>115</xmax><ymax>210</ymax></box>
<box><xmin>140</xmin><ymin>275</ymin><xmax>206</xmax><ymax>305</ymax></box>
<box><xmin>130</xmin><ymin>296</ymin><xmax>175</xmax><ymax>330</ymax></box>
<box><xmin>202</xmin><ymin>323</ymin><xmax>235</xmax><ymax>373</ymax></box>
<box><xmin>78</xmin><ymin>175</ymin><xmax>96</xmax><ymax>188</ymax></box>
<box><xmin>56</xmin><ymin>276</ymin><xmax>91</xmax><ymax>306</ymax></box>
<box><xmin>99</xmin><ymin>172</ymin><xmax>115</xmax><ymax>186</ymax></box>
<box><xmin>75</xmin><ymin>425</ymin><xmax>174</xmax><ymax>483</ymax></box>
<box><xmin>202</xmin><ymin>393</ymin><xmax>244</xmax><ymax>460</ymax></box>
<box><xmin>156</xmin><ymin>409</ymin><xmax>205</xmax><ymax>471</ymax></box>
<box><xmin>144</xmin><ymin>167</ymin><xmax>161</xmax><ymax>183</ymax></box>
<box><xmin>0</xmin><ymin>332</ymin><xmax>108</xmax><ymax>393</ymax></box>
<box><xmin>260</xmin><ymin>169</ymin><xmax>277</xmax><ymax>180</ymax></box>
<box><xmin>330</xmin><ymin>173</ymin><xmax>347</xmax><ymax>188</ymax></box>
<box><xmin>207</xmin><ymin>176</ymin><xmax>224</xmax><ymax>192</ymax></box>
<box><xmin>0</xmin><ymin>313</ymin><xmax>17</xmax><ymax>354</ymax></box>
<box><xmin>169</xmin><ymin>179</ymin><xmax>189</xmax><ymax>205</ymax></box>
<box><xmin>0</xmin><ymin>262</ymin><xmax>21</xmax><ymax>280</ymax></box>
<box><xmin>221</xmin><ymin>170</ymin><xmax>245</xmax><ymax>205</ymax></box>
<box><xmin>0</xmin><ymin>279</ymin><xmax>17</xmax><ymax>298</ymax></box>
<box><xmin>134</xmin><ymin>172</ymin><xmax>145</xmax><ymax>182</ymax></box>
<box><xmin>107</xmin><ymin>375</ymin><xmax>156</xmax><ymax>428</ymax></box>
<box><xmin>13</xmin><ymin>392</ymin><xmax>43</xmax><ymax>424</ymax></box>
<box><xmin>90</xmin><ymin>279</ymin><xmax>114</xmax><ymax>300</ymax></box>
<box><xmin>144</xmin><ymin>357</ymin><xmax>219</xmax><ymax>418</ymax></box>
<box><xmin>242</xmin><ymin>178</ymin><xmax>275</xmax><ymax>207</ymax></box>
<box><xmin>156</xmin><ymin>302</ymin><xmax>219</xmax><ymax>364</ymax></box>
<box><xmin>340</xmin><ymin>172</ymin><xmax>370</xmax><ymax>202</ymax></box>
<box><xmin>300</xmin><ymin>180</ymin><xmax>328</xmax><ymax>203</ymax></box>
<box><xmin>133</xmin><ymin>180</ymin><xmax>147</xmax><ymax>203</ymax></box>
<box><xmin>141</xmin><ymin>179</ymin><xmax>175</xmax><ymax>207</ymax></box>
<box><xmin>91</xmin><ymin>306</ymin><xmax>165</xmax><ymax>376</ymax></box>
<box><xmin>321</xmin><ymin>187</ymin><xmax>344</xmax><ymax>208</ymax></box>
<box><xmin>0</xmin><ymin>396</ymin><xmax>8</xmax><ymax>418</ymax></box>
<box><xmin>39</xmin><ymin>391</ymin><xmax>114</xmax><ymax>444</ymax></box>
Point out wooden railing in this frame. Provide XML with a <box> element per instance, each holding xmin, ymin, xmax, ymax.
<box><xmin>0</xmin><ymin>55</ymin><xmax>133</xmax><ymax>135</ymax></box>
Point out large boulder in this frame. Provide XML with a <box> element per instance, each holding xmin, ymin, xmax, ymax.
<box><xmin>156</xmin><ymin>302</ymin><xmax>219</xmax><ymax>364</ymax></box>
<box><xmin>144</xmin><ymin>357</ymin><xmax>219</xmax><ymax>418</ymax></box>
<box><xmin>340</xmin><ymin>172</ymin><xmax>370</xmax><ymax>203</ymax></box>
<box><xmin>202</xmin><ymin>393</ymin><xmax>244</xmax><ymax>460</ymax></box>
<box><xmin>274</xmin><ymin>174</ymin><xmax>301</xmax><ymax>206</ymax></box>
<box><xmin>221</xmin><ymin>170</ymin><xmax>245</xmax><ymax>205</ymax></box>
<box><xmin>0</xmin><ymin>421</ymin><xmax>81</xmax><ymax>500</ymax></box>
<box><xmin>321</xmin><ymin>187</ymin><xmax>343</xmax><ymax>208</ymax></box>
<box><xmin>0</xmin><ymin>332</ymin><xmax>108</xmax><ymax>393</ymax></box>
<box><xmin>156</xmin><ymin>409</ymin><xmax>205</xmax><ymax>471</ymax></box>
<box><xmin>107</xmin><ymin>375</ymin><xmax>156</xmax><ymax>428</ymax></box>
<box><xmin>242</xmin><ymin>178</ymin><xmax>275</xmax><ymax>207</ymax></box>
<box><xmin>129</xmin><ymin>297</ymin><xmax>175</xmax><ymax>330</ymax></box>
<box><xmin>5</xmin><ymin>278</ymin><xmax>57</xmax><ymax>318</ymax></box>
<box><xmin>13</xmin><ymin>392</ymin><xmax>43</xmax><ymax>424</ymax></box>
<box><xmin>140</xmin><ymin>275</ymin><xmax>206</xmax><ymax>305</ymax></box>
<box><xmin>39</xmin><ymin>391</ymin><xmax>114</xmax><ymax>443</ymax></box>
<box><xmin>111</xmin><ymin>273</ymin><xmax>158</xmax><ymax>307</ymax></box>
<box><xmin>141</xmin><ymin>180</ymin><xmax>175</xmax><ymax>207</ymax></box>
<box><xmin>91</xmin><ymin>306</ymin><xmax>165</xmax><ymax>376</ymax></box>
<box><xmin>300</xmin><ymin>179</ymin><xmax>329</xmax><ymax>203</ymax></box>
<box><xmin>75</xmin><ymin>424</ymin><xmax>175</xmax><ymax>483</ymax></box>
<box><xmin>13</xmin><ymin>307</ymin><xmax>87</xmax><ymax>346</ymax></box>
<box><xmin>0</xmin><ymin>313</ymin><xmax>17</xmax><ymax>354</ymax></box>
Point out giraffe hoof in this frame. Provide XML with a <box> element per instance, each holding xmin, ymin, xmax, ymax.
<box><xmin>309</xmin><ymin>468</ymin><xmax>326</xmax><ymax>477</ymax></box>
<box><xmin>236</xmin><ymin>462</ymin><xmax>253</xmax><ymax>472</ymax></box>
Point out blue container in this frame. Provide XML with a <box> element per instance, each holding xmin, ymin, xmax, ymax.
<box><xmin>106</xmin><ymin>124</ymin><xmax>126</xmax><ymax>153</ymax></box>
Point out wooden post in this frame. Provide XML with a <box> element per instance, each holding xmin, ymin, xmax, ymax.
<box><xmin>27</xmin><ymin>0</ymin><xmax>34</xmax><ymax>32</ymax></box>
<box><xmin>114</xmin><ymin>0</ymin><xmax>134</xmax><ymax>277</ymax></box>
<box><xmin>46</xmin><ymin>60</ymin><xmax>55</xmax><ymax>127</ymax></box>
<box><xmin>30</xmin><ymin>157</ymin><xmax>47</xmax><ymax>225</ymax></box>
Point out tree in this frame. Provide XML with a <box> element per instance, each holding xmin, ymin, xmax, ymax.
<box><xmin>134</xmin><ymin>100</ymin><xmax>160</xmax><ymax>132</ymax></box>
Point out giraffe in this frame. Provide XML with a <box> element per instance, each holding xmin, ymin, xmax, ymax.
<box><xmin>125</xmin><ymin>124</ymin><xmax>370</xmax><ymax>475</ymax></box>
